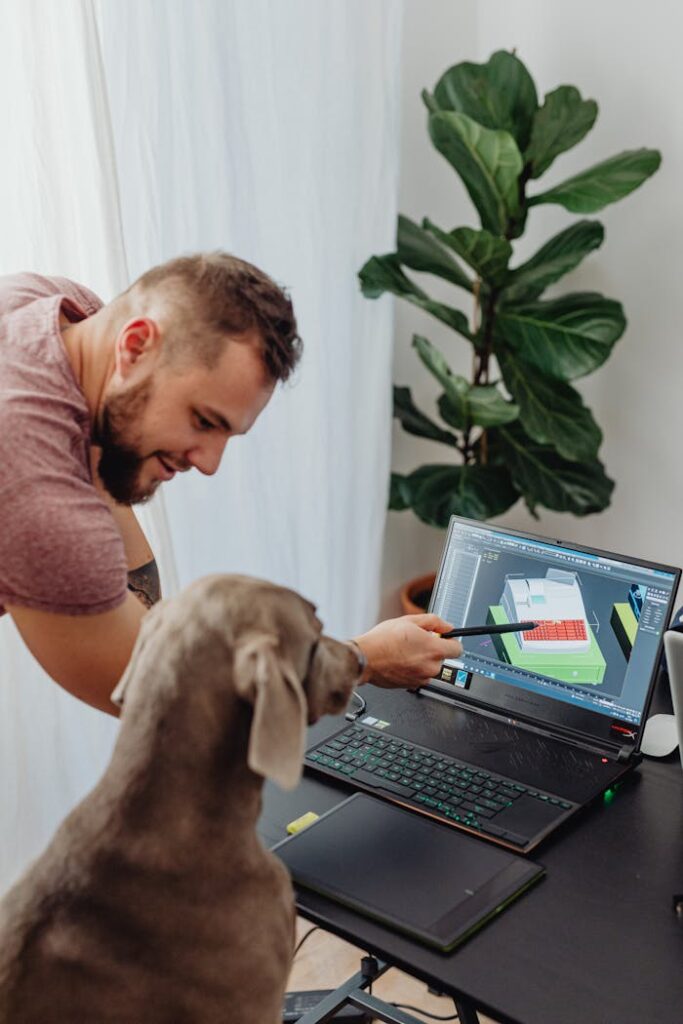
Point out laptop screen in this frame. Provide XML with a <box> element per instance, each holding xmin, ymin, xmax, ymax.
<box><xmin>430</xmin><ymin>518</ymin><xmax>679</xmax><ymax>735</ymax></box>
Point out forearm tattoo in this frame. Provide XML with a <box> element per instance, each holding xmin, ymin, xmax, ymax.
<box><xmin>127</xmin><ymin>559</ymin><xmax>161</xmax><ymax>609</ymax></box>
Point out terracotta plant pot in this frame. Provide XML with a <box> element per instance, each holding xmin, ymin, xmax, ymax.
<box><xmin>399</xmin><ymin>572</ymin><xmax>436</xmax><ymax>615</ymax></box>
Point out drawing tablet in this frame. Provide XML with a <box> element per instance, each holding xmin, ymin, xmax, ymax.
<box><xmin>273</xmin><ymin>794</ymin><xmax>544</xmax><ymax>951</ymax></box>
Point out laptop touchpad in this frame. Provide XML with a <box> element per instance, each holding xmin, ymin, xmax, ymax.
<box><xmin>494</xmin><ymin>795</ymin><xmax>562</xmax><ymax>840</ymax></box>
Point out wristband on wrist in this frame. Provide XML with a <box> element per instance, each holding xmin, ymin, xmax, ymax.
<box><xmin>348</xmin><ymin>639</ymin><xmax>368</xmax><ymax>682</ymax></box>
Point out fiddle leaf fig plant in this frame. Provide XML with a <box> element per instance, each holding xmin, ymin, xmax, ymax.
<box><xmin>359</xmin><ymin>50</ymin><xmax>660</xmax><ymax>527</ymax></box>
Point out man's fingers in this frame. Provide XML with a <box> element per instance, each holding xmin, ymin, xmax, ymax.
<box><xmin>438</xmin><ymin>638</ymin><xmax>463</xmax><ymax>658</ymax></box>
<box><xmin>401</xmin><ymin>615</ymin><xmax>463</xmax><ymax>658</ymax></box>
<box><xmin>405</xmin><ymin>613</ymin><xmax>454</xmax><ymax>632</ymax></box>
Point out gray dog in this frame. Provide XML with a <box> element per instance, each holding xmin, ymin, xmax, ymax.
<box><xmin>0</xmin><ymin>575</ymin><xmax>363</xmax><ymax>1023</ymax></box>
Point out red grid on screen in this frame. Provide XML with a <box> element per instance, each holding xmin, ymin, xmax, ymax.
<box><xmin>524</xmin><ymin>619</ymin><xmax>588</xmax><ymax>642</ymax></box>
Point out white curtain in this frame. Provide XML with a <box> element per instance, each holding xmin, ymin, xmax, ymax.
<box><xmin>0</xmin><ymin>0</ymin><xmax>177</xmax><ymax>890</ymax></box>
<box><xmin>0</xmin><ymin>0</ymin><xmax>402</xmax><ymax>892</ymax></box>
<box><xmin>96</xmin><ymin>0</ymin><xmax>403</xmax><ymax>639</ymax></box>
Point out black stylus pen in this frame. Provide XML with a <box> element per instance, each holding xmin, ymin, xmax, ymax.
<box><xmin>440</xmin><ymin>621</ymin><xmax>538</xmax><ymax>639</ymax></box>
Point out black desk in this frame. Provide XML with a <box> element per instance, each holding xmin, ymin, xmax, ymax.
<box><xmin>260</xmin><ymin>687</ymin><xmax>683</xmax><ymax>1024</ymax></box>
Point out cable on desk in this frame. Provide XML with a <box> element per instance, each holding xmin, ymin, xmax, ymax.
<box><xmin>345</xmin><ymin>689</ymin><xmax>367</xmax><ymax>721</ymax></box>
<box><xmin>293</xmin><ymin>925</ymin><xmax>319</xmax><ymax>958</ymax></box>
<box><xmin>391</xmin><ymin>1002</ymin><xmax>458</xmax><ymax>1021</ymax></box>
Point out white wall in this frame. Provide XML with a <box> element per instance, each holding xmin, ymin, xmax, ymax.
<box><xmin>381</xmin><ymin>0</ymin><xmax>683</xmax><ymax>615</ymax></box>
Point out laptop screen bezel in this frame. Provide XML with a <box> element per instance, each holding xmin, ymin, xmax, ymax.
<box><xmin>426</xmin><ymin>516</ymin><xmax>681</xmax><ymax>754</ymax></box>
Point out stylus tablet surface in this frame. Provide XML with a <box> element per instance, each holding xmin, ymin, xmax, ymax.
<box><xmin>273</xmin><ymin>794</ymin><xmax>544</xmax><ymax>951</ymax></box>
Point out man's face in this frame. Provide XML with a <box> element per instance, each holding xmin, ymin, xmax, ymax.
<box><xmin>96</xmin><ymin>330</ymin><xmax>274</xmax><ymax>505</ymax></box>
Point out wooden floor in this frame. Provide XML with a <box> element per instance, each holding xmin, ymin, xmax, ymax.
<box><xmin>287</xmin><ymin>917</ymin><xmax>495</xmax><ymax>1023</ymax></box>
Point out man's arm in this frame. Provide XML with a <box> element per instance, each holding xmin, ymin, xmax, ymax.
<box><xmin>127</xmin><ymin>558</ymin><xmax>161</xmax><ymax>609</ymax></box>
<box><xmin>90</xmin><ymin>446</ymin><xmax>161</xmax><ymax>609</ymax></box>
<box><xmin>7</xmin><ymin>592</ymin><xmax>147</xmax><ymax>716</ymax></box>
<box><xmin>353</xmin><ymin>613</ymin><xmax>463</xmax><ymax>688</ymax></box>
<box><xmin>7</xmin><ymin>598</ymin><xmax>461</xmax><ymax>713</ymax></box>
<box><xmin>101</xmin><ymin>492</ymin><xmax>161</xmax><ymax>609</ymax></box>
<box><xmin>6</xmin><ymin>481</ymin><xmax>159</xmax><ymax>709</ymax></box>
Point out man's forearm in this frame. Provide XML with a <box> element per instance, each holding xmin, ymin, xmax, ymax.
<box><xmin>7</xmin><ymin>592</ymin><xmax>147</xmax><ymax>716</ymax></box>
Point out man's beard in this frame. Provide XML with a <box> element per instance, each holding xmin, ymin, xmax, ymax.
<box><xmin>94</xmin><ymin>379</ymin><xmax>157</xmax><ymax>505</ymax></box>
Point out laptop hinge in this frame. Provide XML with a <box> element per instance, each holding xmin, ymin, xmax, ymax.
<box><xmin>416</xmin><ymin>685</ymin><xmax>624</xmax><ymax>760</ymax></box>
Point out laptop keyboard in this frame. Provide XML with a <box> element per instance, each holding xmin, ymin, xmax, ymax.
<box><xmin>306</xmin><ymin>724</ymin><xmax>576</xmax><ymax>850</ymax></box>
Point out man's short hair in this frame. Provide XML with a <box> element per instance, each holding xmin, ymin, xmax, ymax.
<box><xmin>129</xmin><ymin>252</ymin><xmax>302</xmax><ymax>382</ymax></box>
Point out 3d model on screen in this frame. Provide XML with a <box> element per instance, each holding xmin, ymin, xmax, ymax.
<box><xmin>488</xmin><ymin>569</ymin><xmax>607</xmax><ymax>685</ymax></box>
<box><xmin>501</xmin><ymin>570</ymin><xmax>591</xmax><ymax>653</ymax></box>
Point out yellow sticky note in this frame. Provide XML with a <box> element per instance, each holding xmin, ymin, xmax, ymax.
<box><xmin>286</xmin><ymin>811</ymin><xmax>319</xmax><ymax>835</ymax></box>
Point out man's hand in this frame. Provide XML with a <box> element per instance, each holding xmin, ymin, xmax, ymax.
<box><xmin>353</xmin><ymin>614</ymin><xmax>463</xmax><ymax>689</ymax></box>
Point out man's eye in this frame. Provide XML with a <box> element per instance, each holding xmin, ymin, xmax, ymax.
<box><xmin>195</xmin><ymin>414</ymin><xmax>215</xmax><ymax>431</ymax></box>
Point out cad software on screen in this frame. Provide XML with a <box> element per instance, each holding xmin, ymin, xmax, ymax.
<box><xmin>431</xmin><ymin>522</ymin><xmax>676</xmax><ymax>724</ymax></box>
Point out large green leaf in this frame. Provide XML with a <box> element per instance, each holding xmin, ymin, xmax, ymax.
<box><xmin>495</xmin><ymin>292</ymin><xmax>625</xmax><ymax>380</ymax></box>
<box><xmin>498</xmin><ymin>352</ymin><xmax>601</xmax><ymax>461</ymax></box>
<box><xmin>502</xmin><ymin>220</ymin><xmax>604</xmax><ymax>304</ymax></box>
<box><xmin>467</xmin><ymin>384</ymin><xmax>520</xmax><ymax>427</ymax></box>
<box><xmin>393</xmin><ymin>463</ymin><xmax>519</xmax><ymax>526</ymax></box>
<box><xmin>428</xmin><ymin>112</ymin><xmax>523</xmax><ymax>235</ymax></box>
<box><xmin>412</xmin><ymin>335</ymin><xmax>469</xmax><ymax>415</ymax></box>
<box><xmin>393</xmin><ymin>386</ymin><xmax>458</xmax><ymax>447</ymax></box>
<box><xmin>528</xmin><ymin>148</ymin><xmax>661</xmax><ymax>213</ymax></box>
<box><xmin>389</xmin><ymin>472</ymin><xmax>412</xmax><ymax>511</ymax></box>
<box><xmin>397</xmin><ymin>215</ymin><xmax>473</xmax><ymax>292</ymax></box>
<box><xmin>428</xmin><ymin>50</ymin><xmax>538</xmax><ymax>151</ymax></box>
<box><xmin>421</xmin><ymin>88</ymin><xmax>441</xmax><ymax>115</ymax></box>
<box><xmin>493</xmin><ymin>425</ymin><xmax>614</xmax><ymax>516</ymax></box>
<box><xmin>423</xmin><ymin>220</ymin><xmax>512</xmax><ymax>285</ymax></box>
<box><xmin>359</xmin><ymin>254</ymin><xmax>422</xmax><ymax>300</ymax></box>
<box><xmin>437</xmin><ymin>392</ymin><xmax>467</xmax><ymax>431</ymax></box>
<box><xmin>412</xmin><ymin>336</ymin><xmax>518</xmax><ymax>429</ymax></box>
<box><xmin>525</xmin><ymin>86</ymin><xmax>598</xmax><ymax>178</ymax></box>
<box><xmin>438</xmin><ymin>384</ymin><xmax>519</xmax><ymax>430</ymax></box>
<box><xmin>359</xmin><ymin>255</ymin><xmax>472</xmax><ymax>339</ymax></box>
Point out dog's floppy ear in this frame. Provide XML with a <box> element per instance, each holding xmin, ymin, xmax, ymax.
<box><xmin>233</xmin><ymin>631</ymin><xmax>306</xmax><ymax>791</ymax></box>
<box><xmin>111</xmin><ymin>600</ymin><xmax>167</xmax><ymax>709</ymax></box>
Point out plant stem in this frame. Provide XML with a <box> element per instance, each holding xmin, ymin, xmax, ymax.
<box><xmin>469</xmin><ymin>163</ymin><xmax>532</xmax><ymax>467</ymax></box>
<box><xmin>475</xmin><ymin>286</ymin><xmax>498</xmax><ymax>387</ymax></box>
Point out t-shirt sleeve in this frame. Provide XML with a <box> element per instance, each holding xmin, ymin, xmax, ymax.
<box><xmin>0</xmin><ymin>408</ymin><xmax>128</xmax><ymax>616</ymax></box>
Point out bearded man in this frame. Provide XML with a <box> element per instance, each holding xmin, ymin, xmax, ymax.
<box><xmin>0</xmin><ymin>253</ymin><xmax>462</xmax><ymax>714</ymax></box>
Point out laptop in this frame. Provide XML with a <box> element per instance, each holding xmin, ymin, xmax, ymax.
<box><xmin>305</xmin><ymin>516</ymin><xmax>680</xmax><ymax>853</ymax></box>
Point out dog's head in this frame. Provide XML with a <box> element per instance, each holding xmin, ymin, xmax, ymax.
<box><xmin>111</xmin><ymin>575</ymin><xmax>364</xmax><ymax>791</ymax></box>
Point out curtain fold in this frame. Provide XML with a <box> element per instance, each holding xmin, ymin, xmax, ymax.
<box><xmin>0</xmin><ymin>0</ymin><xmax>402</xmax><ymax>892</ymax></box>
<box><xmin>96</xmin><ymin>0</ymin><xmax>403</xmax><ymax>639</ymax></box>
<box><xmin>0</xmin><ymin>0</ymin><xmax>178</xmax><ymax>891</ymax></box>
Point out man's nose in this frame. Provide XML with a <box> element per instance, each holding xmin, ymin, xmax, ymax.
<box><xmin>186</xmin><ymin>437</ymin><xmax>228</xmax><ymax>476</ymax></box>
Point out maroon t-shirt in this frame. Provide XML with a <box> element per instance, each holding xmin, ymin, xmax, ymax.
<box><xmin>0</xmin><ymin>273</ymin><xmax>127</xmax><ymax>616</ymax></box>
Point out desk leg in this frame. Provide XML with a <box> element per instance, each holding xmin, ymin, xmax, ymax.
<box><xmin>295</xmin><ymin>958</ymin><xmax>428</xmax><ymax>1023</ymax></box>
<box><xmin>453</xmin><ymin>996</ymin><xmax>481</xmax><ymax>1024</ymax></box>
<box><xmin>293</xmin><ymin>956</ymin><xmax>483</xmax><ymax>1024</ymax></box>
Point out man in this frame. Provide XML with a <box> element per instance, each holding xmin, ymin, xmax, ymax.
<box><xmin>0</xmin><ymin>253</ymin><xmax>462</xmax><ymax>715</ymax></box>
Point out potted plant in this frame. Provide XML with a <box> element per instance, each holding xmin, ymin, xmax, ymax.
<box><xmin>359</xmin><ymin>50</ymin><xmax>660</xmax><ymax>611</ymax></box>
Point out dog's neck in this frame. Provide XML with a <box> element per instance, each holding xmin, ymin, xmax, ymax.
<box><xmin>96</xmin><ymin>686</ymin><xmax>266</xmax><ymax>870</ymax></box>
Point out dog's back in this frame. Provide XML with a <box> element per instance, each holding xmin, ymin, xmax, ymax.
<box><xmin>0</xmin><ymin>735</ymin><xmax>295</xmax><ymax>1023</ymax></box>
<box><xmin>0</xmin><ymin>575</ymin><xmax>361</xmax><ymax>1023</ymax></box>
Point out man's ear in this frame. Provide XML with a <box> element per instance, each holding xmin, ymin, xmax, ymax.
<box><xmin>232</xmin><ymin>632</ymin><xmax>307</xmax><ymax>791</ymax></box>
<box><xmin>115</xmin><ymin>317</ymin><xmax>160</xmax><ymax>378</ymax></box>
